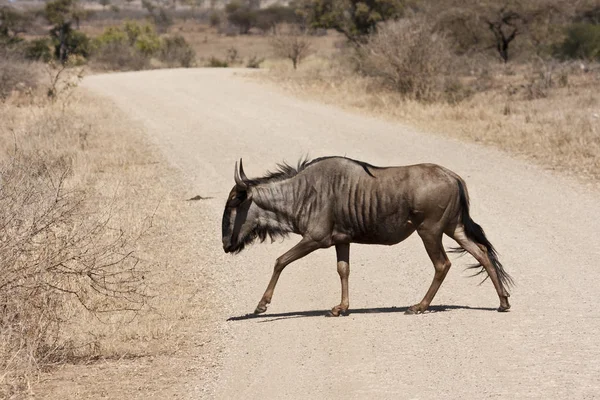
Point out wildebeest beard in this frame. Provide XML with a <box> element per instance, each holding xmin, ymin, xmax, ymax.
<box><xmin>228</xmin><ymin>221</ymin><xmax>291</xmax><ymax>254</ymax></box>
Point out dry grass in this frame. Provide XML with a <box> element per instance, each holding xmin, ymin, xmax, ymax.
<box><xmin>0</xmin><ymin>65</ymin><xmax>217</xmax><ymax>397</ymax></box>
<box><xmin>264</xmin><ymin>55</ymin><xmax>600</xmax><ymax>181</ymax></box>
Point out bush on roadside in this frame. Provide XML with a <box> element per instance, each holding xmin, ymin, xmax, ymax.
<box><xmin>357</xmin><ymin>19</ymin><xmax>460</xmax><ymax>102</ymax></box>
<box><xmin>159</xmin><ymin>35</ymin><xmax>196</xmax><ymax>68</ymax></box>
<box><xmin>92</xmin><ymin>21</ymin><xmax>195</xmax><ymax>70</ymax></box>
<box><xmin>91</xmin><ymin>21</ymin><xmax>161</xmax><ymax>70</ymax></box>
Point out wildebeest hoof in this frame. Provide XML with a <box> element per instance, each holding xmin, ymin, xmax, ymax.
<box><xmin>327</xmin><ymin>307</ymin><xmax>349</xmax><ymax>317</ymax></box>
<box><xmin>254</xmin><ymin>304</ymin><xmax>268</xmax><ymax>314</ymax></box>
<box><xmin>497</xmin><ymin>304</ymin><xmax>511</xmax><ymax>312</ymax></box>
<box><xmin>404</xmin><ymin>305</ymin><xmax>424</xmax><ymax>315</ymax></box>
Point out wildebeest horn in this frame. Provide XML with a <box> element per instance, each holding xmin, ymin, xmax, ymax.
<box><xmin>239</xmin><ymin>158</ymin><xmax>249</xmax><ymax>181</ymax></box>
<box><xmin>234</xmin><ymin>160</ymin><xmax>247</xmax><ymax>189</ymax></box>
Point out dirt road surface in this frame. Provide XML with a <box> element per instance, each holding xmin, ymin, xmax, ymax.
<box><xmin>82</xmin><ymin>69</ymin><xmax>600</xmax><ymax>399</ymax></box>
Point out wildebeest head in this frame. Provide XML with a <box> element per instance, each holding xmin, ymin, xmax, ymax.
<box><xmin>222</xmin><ymin>159</ymin><xmax>254</xmax><ymax>253</ymax></box>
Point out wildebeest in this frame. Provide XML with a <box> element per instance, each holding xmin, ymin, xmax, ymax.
<box><xmin>222</xmin><ymin>156</ymin><xmax>513</xmax><ymax>316</ymax></box>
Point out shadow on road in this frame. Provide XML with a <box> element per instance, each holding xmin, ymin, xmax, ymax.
<box><xmin>227</xmin><ymin>304</ymin><xmax>497</xmax><ymax>322</ymax></box>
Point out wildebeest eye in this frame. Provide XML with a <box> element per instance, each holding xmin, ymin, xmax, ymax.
<box><xmin>227</xmin><ymin>190</ymin><xmax>247</xmax><ymax>207</ymax></box>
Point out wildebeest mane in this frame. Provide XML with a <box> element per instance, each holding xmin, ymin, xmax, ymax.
<box><xmin>244</xmin><ymin>156</ymin><xmax>381</xmax><ymax>186</ymax></box>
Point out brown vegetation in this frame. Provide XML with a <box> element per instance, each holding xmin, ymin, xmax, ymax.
<box><xmin>0</xmin><ymin>57</ymin><xmax>217</xmax><ymax>397</ymax></box>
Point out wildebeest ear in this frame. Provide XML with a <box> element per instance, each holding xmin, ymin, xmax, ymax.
<box><xmin>239</xmin><ymin>158</ymin><xmax>249</xmax><ymax>181</ymax></box>
<box><xmin>234</xmin><ymin>160</ymin><xmax>247</xmax><ymax>189</ymax></box>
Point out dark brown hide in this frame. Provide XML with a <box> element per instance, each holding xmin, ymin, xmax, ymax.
<box><xmin>221</xmin><ymin>157</ymin><xmax>512</xmax><ymax>316</ymax></box>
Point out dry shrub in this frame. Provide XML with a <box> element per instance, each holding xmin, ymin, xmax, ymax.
<box><xmin>0</xmin><ymin>69</ymin><xmax>150</xmax><ymax>396</ymax></box>
<box><xmin>270</xmin><ymin>24</ymin><xmax>312</xmax><ymax>70</ymax></box>
<box><xmin>0</xmin><ymin>152</ymin><xmax>148</xmax><ymax>396</ymax></box>
<box><xmin>357</xmin><ymin>19</ymin><xmax>460</xmax><ymax>102</ymax></box>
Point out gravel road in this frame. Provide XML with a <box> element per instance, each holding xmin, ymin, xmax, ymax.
<box><xmin>83</xmin><ymin>69</ymin><xmax>600</xmax><ymax>399</ymax></box>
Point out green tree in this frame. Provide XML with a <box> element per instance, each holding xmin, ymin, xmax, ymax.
<box><xmin>297</xmin><ymin>0</ymin><xmax>406</xmax><ymax>44</ymax></box>
<box><xmin>45</xmin><ymin>0</ymin><xmax>89</xmax><ymax>62</ymax></box>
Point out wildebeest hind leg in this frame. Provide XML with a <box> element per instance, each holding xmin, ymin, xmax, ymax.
<box><xmin>328</xmin><ymin>243</ymin><xmax>350</xmax><ymax>317</ymax></box>
<box><xmin>254</xmin><ymin>238</ymin><xmax>320</xmax><ymax>314</ymax></box>
<box><xmin>449</xmin><ymin>227</ymin><xmax>510</xmax><ymax>311</ymax></box>
<box><xmin>406</xmin><ymin>229</ymin><xmax>451</xmax><ymax>315</ymax></box>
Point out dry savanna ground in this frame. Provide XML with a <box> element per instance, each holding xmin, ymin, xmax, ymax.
<box><xmin>0</xmin><ymin>73</ymin><xmax>222</xmax><ymax>397</ymax></box>
<box><xmin>1</xmin><ymin>5</ymin><xmax>600</xmax><ymax>397</ymax></box>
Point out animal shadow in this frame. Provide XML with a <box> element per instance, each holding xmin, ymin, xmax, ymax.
<box><xmin>227</xmin><ymin>304</ymin><xmax>497</xmax><ymax>322</ymax></box>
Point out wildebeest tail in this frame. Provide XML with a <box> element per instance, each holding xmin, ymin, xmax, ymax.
<box><xmin>451</xmin><ymin>179</ymin><xmax>514</xmax><ymax>291</ymax></box>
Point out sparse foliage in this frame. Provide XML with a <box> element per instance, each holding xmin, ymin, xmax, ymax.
<box><xmin>270</xmin><ymin>25</ymin><xmax>312</xmax><ymax>69</ymax></box>
<box><xmin>44</xmin><ymin>0</ymin><xmax>90</xmax><ymax>63</ymax></box>
<box><xmin>0</xmin><ymin>70</ymin><xmax>151</xmax><ymax>396</ymax></box>
<box><xmin>297</xmin><ymin>0</ymin><xmax>407</xmax><ymax>44</ymax></box>
<box><xmin>358</xmin><ymin>19</ymin><xmax>458</xmax><ymax>102</ymax></box>
<box><xmin>159</xmin><ymin>34</ymin><xmax>196</xmax><ymax>67</ymax></box>
<box><xmin>45</xmin><ymin>58</ymin><xmax>84</xmax><ymax>102</ymax></box>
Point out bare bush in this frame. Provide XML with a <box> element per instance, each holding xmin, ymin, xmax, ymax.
<box><xmin>0</xmin><ymin>148</ymin><xmax>149</xmax><ymax>395</ymax></box>
<box><xmin>357</xmin><ymin>19</ymin><xmax>457</xmax><ymax>102</ymax></box>
<box><xmin>270</xmin><ymin>25</ymin><xmax>312</xmax><ymax>70</ymax></box>
<box><xmin>0</xmin><ymin>81</ymin><xmax>150</xmax><ymax>396</ymax></box>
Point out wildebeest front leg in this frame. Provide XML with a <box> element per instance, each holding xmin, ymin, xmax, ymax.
<box><xmin>406</xmin><ymin>229</ymin><xmax>451</xmax><ymax>315</ymax></box>
<box><xmin>329</xmin><ymin>243</ymin><xmax>350</xmax><ymax>317</ymax></box>
<box><xmin>254</xmin><ymin>238</ymin><xmax>320</xmax><ymax>314</ymax></box>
